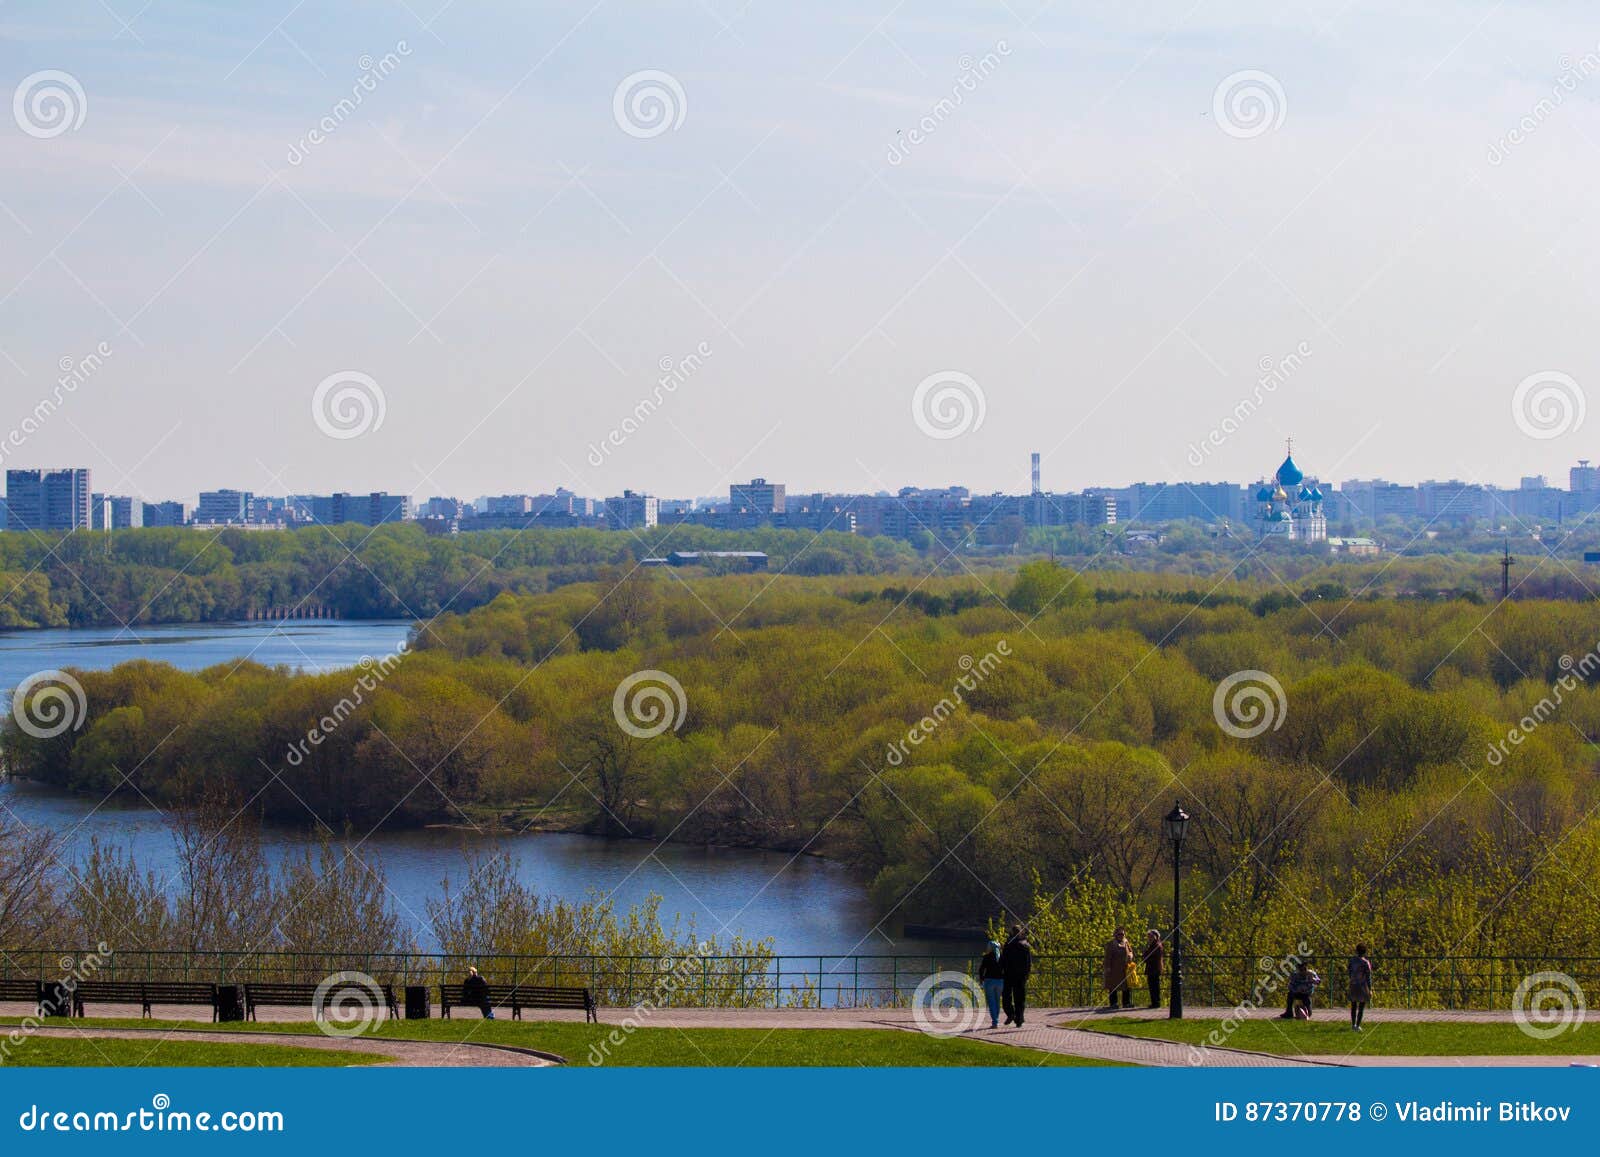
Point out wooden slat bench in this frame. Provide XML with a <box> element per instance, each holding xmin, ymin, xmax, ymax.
<box><xmin>72</xmin><ymin>980</ymin><xmax>219</xmax><ymax>1020</ymax></box>
<box><xmin>0</xmin><ymin>978</ymin><xmax>43</xmax><ymax>1012</ymax></box>
<box><xmin>242</xmin><ymin>981</ymin><xmax>398</xmax><ymax>1023</ymax></box>
<box><xmin>439</xmin><ymin>982</ymin><xmax>597</xmax><ymax>1022</ymax></box>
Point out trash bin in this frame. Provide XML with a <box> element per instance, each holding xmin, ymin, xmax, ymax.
<box><xmin>216</xmin><ymin>984</ymin><xmax>245</xmax><ymax>1022</ymax></box>
<box><xmin>405</xmin><ymin>985</ymin><xmax>430</xmax><ymax>1020</ymax></box>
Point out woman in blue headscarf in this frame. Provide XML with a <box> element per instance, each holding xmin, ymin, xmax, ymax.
<box><xmin>977</xmin><ymin>940</ymin><xmax>1005</xmax><ymax>1028</ymax></box>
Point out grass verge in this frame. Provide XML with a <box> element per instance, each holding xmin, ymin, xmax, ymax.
<box><xmin>2</xmin><ymin>1017</ymin><xmax>1112</xmax><ymax>1067</ymax></box>
<box><xmin>1084</xmin><ymin>1016</ymin><xmax>1597</xmax><ymax>1057</ymax></box>
<box><xmin>1</xmin><ymin>1037</ymin><xmax>390</xmax><ymax>1067</ymax></box>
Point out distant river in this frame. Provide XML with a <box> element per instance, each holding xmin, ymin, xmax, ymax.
<box><xmin>0</xmin><ymin>619</ymin><xmax>414</xmax><ymax>690</ymax></box>
<box><xmin>0</xmin><ymin>620</ymin><xmax>943</xmax><ymax>955</ymax></box>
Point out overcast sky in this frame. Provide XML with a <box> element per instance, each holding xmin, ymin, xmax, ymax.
<box><xmin>4</xmin><ymin>1</ymin><xmax>1600</xmax><ymax>504</ymax></box>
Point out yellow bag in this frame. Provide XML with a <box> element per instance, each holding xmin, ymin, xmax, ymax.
<box><xmin>1128</xmin><ymin>962</ymin><xmax>1141</xmax><ymax>988</ymax></box>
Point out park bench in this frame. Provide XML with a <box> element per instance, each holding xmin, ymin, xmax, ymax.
<box><xmin>439</xmin><ymin>981</ymin><xmax>598</xmax><ymax>1022</ymax></box>
<box><xmin>0</xmin><ymin>978</ymin><xmax>44</xmax><ymax>1011</ymax></box>
<box><xmin>72</xmin><ymin>980</ymin><xmax>220</xmax><ymax>1020</ymax></box>
<box><xmin>242</xmin><ymin>981</ymin><xmax>399</xmax><ymax>1023</ymax></box>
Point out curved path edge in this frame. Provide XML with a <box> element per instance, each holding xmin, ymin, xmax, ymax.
<box><xmin>16</xmin><ymin>1024</ymin><xmax>562</xmax><ymax>1068</ymax></box>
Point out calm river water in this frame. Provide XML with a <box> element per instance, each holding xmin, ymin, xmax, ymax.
<box><xmin>0</xmin><ymin>620</ymin><xmax>939</xmax><ymax>955</ymax></box>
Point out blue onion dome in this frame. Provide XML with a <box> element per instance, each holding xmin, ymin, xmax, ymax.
<box><xmin>1298</xmin><ymin>486</ymin><xmax>1314</xmax><ymax>501</ymax></box>
<box><xmin>1310</xmin><ymin>486</ymin><xmax>1324</xmax><ymax>501</ymax></box>
<box><xmin>1276</xmin><ymin>454</ymin><xmax>1304</xmax><ymax>487</ymax></box>
<box><xmin>1256</xmin><ymin>484</ymin><xmax>1275</xmax><ymax>502</ymax></box>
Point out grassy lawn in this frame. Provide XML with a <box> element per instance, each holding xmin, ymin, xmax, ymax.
<box><xmin>1</xmin><ymin>1017</ymin><xmax>1110</xmax><ymax>1067</ymax></box>
<box><xmin>1085</xmin><ymin>1016</ymin><xmax>1599</xmax><ymax>1057</ymax></box>
<box><xmin>1</xmin><ymin>1037</ymin><xmax>390</xmax><ymax>1067</ymax></box>
<box><xmin>347</xmin><ymin>1020</ymin><xmax>1111</xmax><ymax>1066</ymax></box>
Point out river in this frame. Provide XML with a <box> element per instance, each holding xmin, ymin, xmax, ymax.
<box><xmin>0</xmin><ymin>620</ymin><xmax>942</xmax><ymax>955</ymax></box>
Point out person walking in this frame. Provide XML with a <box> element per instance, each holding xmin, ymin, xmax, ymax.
<box><xmin>463</xmin><ymin>965</ymin><xmax>494</xmax><ymax>1020</ymax></box>
<box><xmin>1103</xmin><ymin>927</ymin><xmax>1134</xmax><ymax>1009</ymax></box>
<box><xmin>1347</xmin><ymin>944</ymin><xmax>1374</xmax><ymax>1030</ymax></box>
<box><xmin>977</xmin><ymin>940</ymin><xmax>1006</xmax><ymax>1029</ymax></box>
<box><xmin>999</xmin><ymin>925</ymin><xmax>1033</xmax><ymax>1027</ymax></box>
<box><xmin>1142</xmin><ymin>930</ymin><xmax>1165</xmax><ymax>1009</ymax></box>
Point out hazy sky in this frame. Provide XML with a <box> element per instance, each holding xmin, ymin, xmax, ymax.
<box><xmin>4</xmin><ymin>1</ymin><xmax>1600</xmax><ymax>504</ymax></box>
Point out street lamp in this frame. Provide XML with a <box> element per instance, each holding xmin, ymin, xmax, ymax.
<box><xmin>1163</xmin><ymin>801</ymin><xmax>1190</xmax><ymax>1019</ymax></box>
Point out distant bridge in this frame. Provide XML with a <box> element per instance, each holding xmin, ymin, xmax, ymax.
<box><xmin>244</xmin><ymin>605</ymin><xmax>338</xmax><ymax>621</ymax></box>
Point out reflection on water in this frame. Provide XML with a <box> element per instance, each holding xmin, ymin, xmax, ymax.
<box><xmin>0</xmin><ymin>781</ymin><xmax>941</xmax><ymax>956</ymax></box>
<box><xmin>0</xmin><ymin>619</ymin><xmax>950</xmax><ymax>955</ymax></box>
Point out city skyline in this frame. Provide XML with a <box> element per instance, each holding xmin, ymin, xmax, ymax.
<box><xmin>3</xmin><ymin>450</ymin><xmax>1599</xmax><ymax>510</ymax></box>
<box><xmin>8</xmin><ymin>448</ymin><xmax>1600</xmax><ymax>537</ymax></box>
<box><xmin>6</xmin><ymin>5</ymin><xmax>1600</xmax><ymax>501</ymax></box>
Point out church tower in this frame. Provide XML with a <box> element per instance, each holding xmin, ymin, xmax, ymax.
<box><xmin>1256</xmin><ymin>439</ymin><xmax>1327</xmax><ymax>542</ymax></box>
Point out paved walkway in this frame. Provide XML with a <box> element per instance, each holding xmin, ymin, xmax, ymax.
<box><xmin>19</xmin><ymin>1024</ymin><xmax>556</xmax><ymax>1067</ymax></box>
<box><xmin>6</xmin><ymin>1002</ymin><xmax>1589</xmax><ymax>1068</ymax></box>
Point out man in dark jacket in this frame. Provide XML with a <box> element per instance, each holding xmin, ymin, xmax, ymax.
<box><xmin>998</xmin><ymin>925</ymin><xmax>1033</xmax><ymax>1027</ymax></box>
<box><xmin>462</xmin><ymin>966</ymin><xmax>494</xmax><ymax>1020</ymax></box>
<box><xmin>1142</xmin><ymin>930</ymin><xmax>1165</xmax><ymax>1009</ymax></box>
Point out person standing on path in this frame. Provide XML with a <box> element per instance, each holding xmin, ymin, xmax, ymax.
<box><xmin>977</xmin><ymin>940</ymin><xmax>1006</xmax><ymax>1029</ymax></box>
<box><xmin>1103</xmin><ymin>927</ymin><xmax>1134</xmax><ymax>1009</ymax></box>
<box><xmin>1141</xmin><ymin>930</ymin><xmax>1165</xmax><ymax>1009</ymax></box>
<box><xmin>999</xmin><ymin>925</ymin><xmax>1033</xmax><ymax>1027</ymax></box>
<box><xmin>1347</xmin><ymin>944</ymin><xmax>1374</xmax><ymax>1030</ymax></box>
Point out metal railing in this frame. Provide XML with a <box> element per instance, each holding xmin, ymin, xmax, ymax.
<box><xmin>5</xmin><ymin>950</ymin><xmax>1594</xmax><ymax>1010</ymax></box>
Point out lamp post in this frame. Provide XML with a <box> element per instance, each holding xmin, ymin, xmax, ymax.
<box><xmin>1163</xmin><ymin>801</ymin><xmax>1190</xmax><ymax>1019</ymax></box>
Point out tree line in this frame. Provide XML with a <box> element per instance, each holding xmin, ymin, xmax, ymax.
<box><xmin>0</xmin><ymin>523</ymin><xmax>914</xmax><ymax>629</ymax></box>
<box><xmin>6</xmin><ymin>559</ymin><xmax>1600</xmax><ymax>967</ymax></box>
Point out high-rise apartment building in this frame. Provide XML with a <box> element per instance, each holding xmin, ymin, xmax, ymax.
<box><xmin>606</xmin><ymin>490</ymin><xmax>658</xmax><ymax>529</ymax></box>
<box><xmin>4</xmin><ymin>468</ymin><xmax>92</xmax><ymax>531</ymax></box>
<box><xmin>141</xmin><ymin>500</ymin><xmax>189</xmax><ymax>527</ymax></box>
<box><xmin>730</xmin><ymin>477</ymin><xmax>786</xmax><ymax>515</ymax></box>
<box><xmin>91</xmin><ymin>493</ymin><xmax>143</xmax><ymax>529</ymax></box>
<box><xmin>195</xmin><ymin>489</ymin><xmax>254</xmax><ymax>524</ymax></box>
